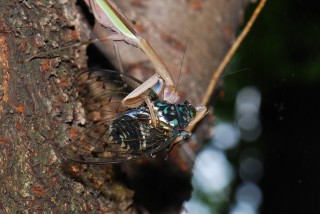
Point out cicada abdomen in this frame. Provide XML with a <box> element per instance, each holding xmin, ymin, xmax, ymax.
<box><xmin>63</xmin><ymin>69</ymin><xmax>197</xmax><ymax>164</ymax></box>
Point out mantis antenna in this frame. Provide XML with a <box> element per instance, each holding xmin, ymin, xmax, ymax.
<box><xmin>174</xmin><ymin>39</ymin><xmax>188</xmax><ymax>95</ymax></box>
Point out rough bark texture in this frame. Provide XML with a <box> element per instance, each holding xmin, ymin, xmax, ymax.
<box><xmin>0</xmin><ymin>0</ymin><xmax>249</xmax><ymax>213</ymax></box>
<box><xmin>0</xmin><ymin>0</ymin><xmax>133</xmax><ymax>212</ymax></box>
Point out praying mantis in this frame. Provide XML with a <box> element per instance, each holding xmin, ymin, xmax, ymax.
<box><xmin>83</xmin><ymin>0</ymin><xmax>207</xmax><ymax>129</ymax></box>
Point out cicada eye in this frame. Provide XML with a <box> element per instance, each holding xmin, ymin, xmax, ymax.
<box><xmin>183</xmin><ymin>101</ymin><xmax>196</xmax><ymax>119</ymax></box>
<box><xmin>189</xmin><ymin>105</ymin><xmax>196</xmax><ymax>119</ymax></box>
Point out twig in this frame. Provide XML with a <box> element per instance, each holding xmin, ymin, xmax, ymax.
<box><xmin>201</xmin><ymin>0</ymin><xmax>267</xmax><ymax>106</ymax></box>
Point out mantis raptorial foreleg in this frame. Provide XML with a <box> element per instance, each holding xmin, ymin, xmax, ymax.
<box><xmin>121</xmin><ymin>73</ymin><xmax>160</xmax><ymax>125</ymax></box>
<box><xmin>122</xmin><ymin>74</ymin><xmax>159</xmax><ymax>106</ymax></box>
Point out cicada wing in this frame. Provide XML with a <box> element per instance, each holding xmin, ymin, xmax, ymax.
<box><xmin>76</xmin><ymin>69</ymin><xmax>136</xmax><ymax>122</ymax></box>
<box><xmin>63</xmin><ymin>121</ymin><xmax>136</xmax><ymax>164</ymax></box>
<box><xmin>63</xmin><ymin>113</ymin><xmax>177</xmax><ymax>164</ymax></box>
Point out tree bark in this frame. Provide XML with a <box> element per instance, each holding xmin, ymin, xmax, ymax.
<box><xmin>0</xmin><ymin>0</ymin><xmax>250</xmax><ymax>213</ymax></box>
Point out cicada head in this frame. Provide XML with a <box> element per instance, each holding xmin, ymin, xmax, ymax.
<box><xmin>152</xmin><ymin>100</ymin><xmax>197</xmax><ymax>130</ymax></box>
<box><xmin>173</xmin><ymin>101</ymin><xmax>197</xmax><ymax>129</ymax></box>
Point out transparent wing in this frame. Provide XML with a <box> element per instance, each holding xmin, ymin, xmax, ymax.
<box><xmin>75</xmin><ymin>69</ymin><xmax>134</xmax><ymax>122</ymax></box>
<box><xmin>63</xmin><ymin>117</ymin><xmax>176</xmax><ymax>164</ymax></box>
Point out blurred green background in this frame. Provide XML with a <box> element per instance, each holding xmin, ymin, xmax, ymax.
<box><xmin>188</xmin><ymin>0</ymin><xmax>320</xmax><ymax>213</ymax></box>
<box><xmin>222</xmin><ymin>0</ymin><xmax>320</xmax><ymax>213</ymax></box>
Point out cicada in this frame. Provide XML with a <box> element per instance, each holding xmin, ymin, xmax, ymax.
<box><xmin>63</xmin><ymin>69</ymin><xmax>200</xmax><ymax>164</ymax></box>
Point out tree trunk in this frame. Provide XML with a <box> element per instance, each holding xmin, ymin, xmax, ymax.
<box><xmin>0</xmin><ymin>0</ymin><xmax>250</xmax><ymax>213</ymax></box>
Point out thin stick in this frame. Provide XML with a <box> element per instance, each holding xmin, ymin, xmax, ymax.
<box><xmin>201</xmin><ymin>0</ymin><xmax>267</xmax><ymax>106</ymax></box>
